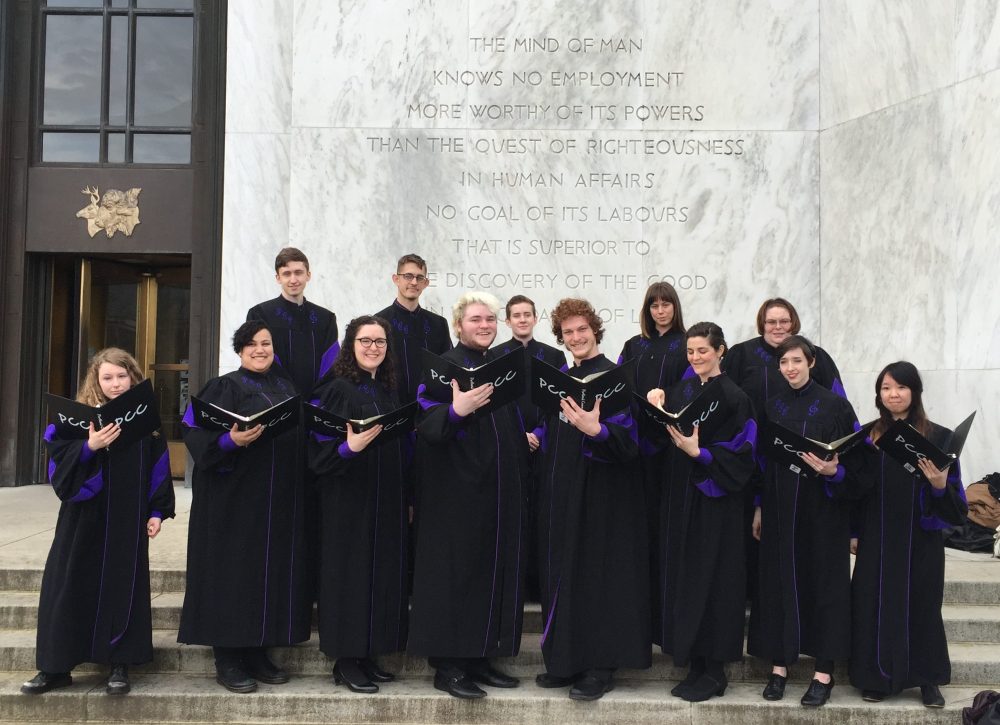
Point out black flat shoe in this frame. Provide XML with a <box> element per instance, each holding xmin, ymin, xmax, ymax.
<box><xmin>359</xmin><ymin>658</ymin><xmax>395</xmax><ymax>683</ymax></box>
<box><xmin>670</xmin><ymin>668</ymin><xmax>703</xmax><ymax>698</ymax></box>
<box><xmin>244</xmin><ymin>649</ymin><xmax>289</xmax><ymax>685</ymax></box>
<box><xmin>762</xmin><ymin>673</ymin><xmax>786</xmax><ymax>701</ymax></box>
<box><xmin>535</xmin><ymin>671</ymin><xmax>577</xmax><ymax>688</ymax></box>
<box><xmin>434</xmin><ymin>670</ymin><xmax>486</xmax><ymax>699</ymax></box>
<box><xmin>333</xmin><ymin>659</ymin><xmax>378</xmax><ymax>694</ymax></box>
<box><xmin>568</xmin><ymin>673</ymin><xmax>614</xmax><ymax>701</ymax></box>
<box><xmin>468</xmin><ymin>663</ymin><xmax>519</xmax><ymax>688</ymax></box>
<box><xmin>106</xmin><ymin>664</ymin><xmax>130</xmax><ymax>695</ymax></box>
<box><xmin>20</xmin><ymin>671</ymin><xmax>72</xmax><ymax>695</ymax></box>
<box><xmin>680</xmin><ymin>673</ymin><xmax>727</xmax><ymax>702</ymax></box>
<box><xmin>216</xmin><ymin>665</ymin><xmax>257</xmax><ymax>694</ymax></box>
<box><xmin>920</xmin><ymin>685</ymin><xmax>945</xmax><ymax>708</ymax></box>
<box><xmin>801</xmin><ymin>677</ymin><xmax>833</xmax><ymax>707</ymax></box>
<box><xmin>861</xmin><ymin>689</ymin><xmax>885</xmax><ymax>702</ymax></box>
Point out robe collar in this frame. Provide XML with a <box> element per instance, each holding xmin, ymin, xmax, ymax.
<box><xmin>454</xmin><ymin>341</ymin><xmax>489</xmax><ymax>366</ymax></box>
<box><xmin>570</xmin><ymin>353</ymin><xmax>608</xmax><ymax>377</ymax></box>
<box><xmin>788</xmin><ymin>378</ymin><xmax>816</xmax><ymax>397</ymax></box>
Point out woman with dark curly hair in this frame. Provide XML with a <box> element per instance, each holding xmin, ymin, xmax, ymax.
<box><xmin>534</xmin><ymin>298</ymin><xmax>648</xmax><ymax>701</ymax></box>
<box><xmin>179</xmin><ymin>320</ymin><xmax>309</xmax><ymax>694</ymax></box>
<box><xmin>308</xmin><ymin>315</ymin><xmax>409</xmax><ymax>694</ymax></box>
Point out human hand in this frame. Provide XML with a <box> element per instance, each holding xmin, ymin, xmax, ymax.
<box><xmin>229</xmin><ymin>423</ymin><xmax>263</xmax><ymax>447</ymax></box>
<box><xmin>346</xmin><ymin>423</ymin><xmax>383</xmax><ymax>453</ymax></box>
<box><xmin>87</xmin><ymin>421</ymin><xmax>121</xmax><ymax>451</ymax></box>
<box><xmin>451</xmin><ymin>380</ymin><xmax>493</xmax><ymax>417</ymax></box>
<box><xmin>560</xmin><ymin>396</ymin><xmax>602</xmax><ymax>437</ymax></box>
<box><xmin>667</xmin><ymin>424</ymin><xmax>701</xmax><ymax>458</ymax></box>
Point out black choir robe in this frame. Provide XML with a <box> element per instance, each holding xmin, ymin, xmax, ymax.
<box><xmin>747</xmin><ymin>380</ymin><xmax>861</xmax><ymax>666</ymax></box>
<box><xmin>178</xmin><ymin>368</ymin><xmax>311</xmax><ymax>648</ymax></box>
<box><xmin>537</xmin><ymin>354</ymin><xmax>650</xmax><ymax>677</ymax></box>
<box><xmin>376</xmin><ymin>301</ymin><xmax>452</xmax><ymax>404</ymax></box>
<box><xmin>849</xmin><ymin>423</ymin><xmax>968</xmax><ymax>694</ymax></box>
<box><xmin>618</xmin><ymin>330</ymin><xmax>690</xmax><ymax>645</ymax></box>
<box><xmin>660</xmin><ymin>374</ymin><xmax>756</xmax><ymax>665</ymax></box>
<box><xmin>495</xmin><ymin>336</ymin><xmax>566</xmax><ymax>602</ymax></box>
<box><xmin>407</xmin><ymin>342</ymin><xmax>530</xmax><ymax>659</ymax></box>
<box><xmin>722</xmin><ymin>336</ymin><xmax>845</xmax><ymax>417</ymax></box>
<box><xmin>37</xmin><ymin>426</ymin><xmax>174</xmax><ymax>672</ymax></box>
<box><xmin>247</xmin><ymin>296</ymin><xmax>339</xmax><ymax>395</ymax></box>
<box><xmin>308</xmin><ymin>375</ymin><xmax>409</xmax><ymax>659</ymax></box>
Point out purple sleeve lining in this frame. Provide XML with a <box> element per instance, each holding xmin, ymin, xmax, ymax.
<box><xmin>319</xmin><ymin>341</ymin><xmax>341</xmax><ymax>378</ymax></box>
<box><xmin>715</xmin><ymin>418</ymin><xmax>757</xmax><ymax>454</ymax></box>
<box><xmin>695</xmin><ymin>478</ymin><xmax>727</xmax><ymax>498</ymax></box>
<box><xmin>68</xmin><ymin>469</ymin><xmax>103</xmax><ymax>503</ymax></box>
<box><xmin>588</xmin><ymin>424</ymin><xmax>610</xmax><ymax>442</ymax></box>
<box><xmin>148</xmin><ymin>449</ymin><xmax>170</xmax><ymax>502</ymax></box>
<box><xmin>43</xmin><ymin>424</ymin><xmax>57</xmax><ymax>443</ymax></box>
<box><xmin>149</xmin><ymin>510</ymin><xmax>162</xmax><ymax>520</ymax></box>
<box><xmin>181</xmin><ymin>403</ymin><xmax>196</xmax><ymax>428</ymax></box>
<box><xmin>930</xmin><ymin>485</ymin><xmax>947</xmax><ymax>498</ymax></box>
<box><xmin>831</xmin><ymin>378</ymin><xmax>847</xmax><ymax>399</ymax></box>
<box><xmin>824</xmin><ymin>464</ymin><xmax>846</xmax><ymax>484</ymax></box>
<box><xmin>218</xmin><ymin>432</ymin><xmax>239</xmax><ymax>452</ymax></box>
<box><xmin>312</xmin><ymin>431</ymin><xmax>335</xmax><ymax>442</ymax></box>
<box><xmin>695</xmin><ymin>448</ymin><xmax>713</xmax><ymax>465</ymax></box>
<box><xmin>337</xmin><ymin>441</ymin><xmax>359</xmax><ymax>459</ymax></box>
<box><xmin>681</xmin><ymin>365</ymin><xmax>697</xmax><ymax>380</ymax></box>
<box><xmin>79</xmin><ymin>441</ymin><xmax>95</xmax><ymax>463</ymax></box>
<box><xmin>447</xmin><ymin>405</ymin><xmax>465</xmax><ymax>423</ymax></box>
<box><xmin>416</xmin><ymin>384</ymin><xmax>443</xmax><ymax>412</ymax></box>
<box><xmin>753</xmin><ymin>493</ymin><xmax>761</xmax><ymax>507</ymax></box>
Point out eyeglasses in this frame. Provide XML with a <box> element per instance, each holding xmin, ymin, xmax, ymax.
<box><xmin>356</xmin><ymin>337</ymin><xmax>388</xmax><ymax>349</ymax></box>
<box><xmin>764</xmin><ymin>318</ymin><xmax>792</xmax><ymax>328</ymax></box>
<box><xmin>398</xmin><ymin>273</ymin><xmax>428</xmax><ymax>283</ymax></box>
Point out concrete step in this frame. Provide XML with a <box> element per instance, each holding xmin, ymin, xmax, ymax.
<box><xmin>0</xmin><ymin>567</ymin><xmax>187</xmax><ymax>594</ymax></box>
<box><xmin>0</xmin><ymin>672</ymin><xmax>983</xmax><ymax>725</ymax></box>
<box><xmin>2</xmin><ymin>630</ymin><xmax>999</xmax><ymax>687</ymax></box>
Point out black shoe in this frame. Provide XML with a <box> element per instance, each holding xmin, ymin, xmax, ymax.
<box><xmin>106</xmin><ymin>664</ymin><xmax>130</xmax><ymax>695</ymax></box>
<box><xmin>535</xmin><ymin>672</ymin><xmax>577</xmax><ymax>688</ymax></box>
<box><xmin>333</xmin><ymin>659</ymin><xmax>378</xmax><ymax>694</ymax></box>
<box><xmin>801</xmin><ymin>677</ymin><xmax>834</xmax><ymax>707</ymax></box>
<box><xmin>762</xmin><ymin>672</ymin><xmax>786</xmax><ymax>701</ymax></box>
<box><xmin>434</xmin><ymin>670</ymin><xmax>486</xmax><ymax>699</ymax></box>
<box><xmin>670</xmin><ymin>668</ymin><xmax>703</xmax><ymax>698</ymax></box>
<box><xmin>20</xmin><ymin>671</ymin><xmax>72</xmax><ymax>695</ymax></box>
<box><xmin>861</xmin><ymin>689</ymin><xmax>885</xmax><ymax>702</ymax></box>
<box><xmin>243</xmin><ymin>649</ymin><xmax>289</xmax><ymax>685</ymax></box>
<box><xmin>215</xmin><ymin>665</ymin><xmax>257</xmax><ymax>694</ymax></box>
<box><xmin>569</xmin><ymin>673</ymin><xmax>614</xmax><ymax>701</ymax></box>
<box><xmin>920</xmin><ymin>685</ymin><xmax>945</xmax><ymax>708</ymax></box>
<box><xmin>679</xmin><ymin>673</ymin><xmax>727</xmax><ymax>702</ymax></box>
<box><xmin>468</xmin><ymin>662</ymin><xmax>519</xmax><ymax>688</ymax></box>
<box><xmin>359</xmin><ymin>658</ymin><xmax>395</xmax><ymax>683</ymax></box>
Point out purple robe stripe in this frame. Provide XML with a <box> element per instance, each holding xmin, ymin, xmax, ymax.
<box><xmin>148</xmin><ymin>449</ymin><xmax>170</xmax><ymax>502</ymax></box>
<box><xmin>69</xmin><ymin>469</ymin><xmax>104</xmax><ymax>503</ymax></box>
<box><xmin>318</xmin><ymin>341</ymin><xmax>341</xmax><ymax>379</ymax></box>
<box><xmin>694</xmin><ymin>479</ymin><xmax>727</xmax><ymax>498</ymax></box>
<box><xmin>831</xmin><ymin>377</ymin><xmax>847</xmax><ymax>399</ymax></box>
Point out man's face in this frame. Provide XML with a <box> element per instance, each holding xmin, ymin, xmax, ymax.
<box><xmin>276</xmin><ymin>261</ymin><xmax>310</xmax><ymax>299</ymax></box>
<box><xmin>506</xmin><ymin>302</ymin><xmax>537</xmax><ymax>340</ymax></box>
<box><xmin>392</xmin><ymin>262</ymin><xmax>429</xmax><ymax>302</ymax></box>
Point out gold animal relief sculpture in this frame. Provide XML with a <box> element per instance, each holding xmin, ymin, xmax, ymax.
<box><xmin>76</xmin><ymin>186</ymin><xmax>142</xmax><ymax>238</ymax></box>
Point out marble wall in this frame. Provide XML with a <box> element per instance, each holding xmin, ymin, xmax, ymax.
<box><xmin>221</xmin><ymin>0</ymin><xmax>1000</xmax><ymax>479</ymax></box>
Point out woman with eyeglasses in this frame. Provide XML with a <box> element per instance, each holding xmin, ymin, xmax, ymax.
<box><xmin>308</xmin><ymin>315</ymin><xmax>409</xmax><ymax>694</ymax></box>
<box><xmin>849</xmin><ymin>361</ymin><xmax>967</xmax><ymax>708</ymax></box>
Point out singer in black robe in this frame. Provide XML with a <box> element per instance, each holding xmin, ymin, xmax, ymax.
<box><xmin>36</xmin><ymin>427</ymin><xmax>174</xmax><ymax>673</ymax></box>
<box><xmin>747</xmin><ymin>380</ymin><xmax>861</xmax><ymax>670</ymax></box>
<box><xmin>536</xmin><ymin>353</ymin><xmax>650</xmax><ymax>679</ymax></box>
<box><xmin>178</xmin><ymin>368</ymin><xmax>311</xmax><ymax>649</ymax></box>
<box><xmin>849</xmin><ymin>425</ymin><xmax>967</xmax><ymax>696</ymax></box>
<box><xmin>407</xmin><ymin>342</ymin><xmax>530</xmax><ymax>662</ymax></box>
<box><xmin>377</xmin><ymin>300</ymin><xmax>452</xmax><ymax>403</ymax></box>
<box><xmin>618</xmin><ymin>329</ymin><xmax>689</xmax><ymax>644</ymax></box>
<box><xmin>247</xmin><ymin>297</ymin><xmax>339</xmax><ymax>395</ymax></box>
<box><xmin>661</xmin><ymin>374</ymin><xmax>756</xmax><ymax>666</ymax></box>
<box><xmin>308</xmin><ymin>375</ymin><xmax>409</xmax><ymax>661</ymax></box>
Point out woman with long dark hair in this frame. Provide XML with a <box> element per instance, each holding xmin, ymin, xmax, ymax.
<box><xmin>618</xmin><ymin>282</ymin><xmax>688</xmax><ymax>645</ymax></box>
<box><xmin>850</xmin><ymin>361</ymin><xmax>967</xmax><ymax>708</ymax></box>
<box><xmin>309</xmin><ymin>315</ymin><xmax>409</xmax><ymax>693</ymax></box>
<box><xmin>23</xmin><ymin>348</ymin><xmax>174</xmax><ymax>696</ymax></box>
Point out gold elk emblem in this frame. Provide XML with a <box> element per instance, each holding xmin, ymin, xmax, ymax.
<box><xmin>76</xmin><ymin>186</ymin><xmax>141</xmax><ymax>238</ymax></box>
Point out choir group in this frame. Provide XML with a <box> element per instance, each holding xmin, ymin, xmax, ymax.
<box><xmin>23</xmin><ymin>248</ymin><xmax>968</xmax><ymax>711</ymax></box>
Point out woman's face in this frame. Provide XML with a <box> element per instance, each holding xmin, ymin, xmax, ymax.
<box><xmin>762</xmin><ymin>304</ymin><xmax>794</xmax><ymax>347</ymax></box>
<box><xmin>98</xmin><ymin>363</ymin><xmax>132</xmax><ymax>400</ymax></box>
<box><xmin>779</xmin><ymin>347</ymin><xmax>814</xmax><ymax>389</ymax></box>
<box><xmin>687</xmin><ymin>336</ymin><xmax>724</xmax><ymax>380</ymax></box>
<box><xmin>649</xmin><ymin>298</ymin><xmax>674</xmax><ymax>332</ymax></box>
<box><xmin>353</xmin><ymin>323</ymin><xmax>387</xmax><ymax>375</ymax></box>
<box><xmin>879</xmin><ymin>373</ymin><xmax>913</xmax><ymax>418</ymax></box>
<box><xmin>239</xmin><ymin>329</ymin><xmax>274</xmax><ymax>373</ymax></box>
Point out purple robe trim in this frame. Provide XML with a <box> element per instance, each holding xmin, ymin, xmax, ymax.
<box><xmin>43</xmin><ymin>424</ymin><xmax>57</xmax><ymax>443</ymax></box>
<box><xmin>447</xmin><ymin>405</ymin><xmax>464</xmax><ymax>424</ymax></box>
<box><xmin>681</xmin><ymin>364</ymin><xmax>697</xmax><ymax>379</ymax></box>
<box><xmin>695</xmin><ymin>478</ymin><xmax>727</xmax><ymax>498</ymax></box>
<box><xmin>337</xmin><ymin>441</ymin><xmax>359</xmax><ymax>459</ymax></box>
<box><xmin>79</xmin><ymin>441</ymin><xmax>96</xmax><ymax>463</ymax></box>
<box><xmin>218</xmin><ymin>432</ymin><xmax>239</xmax><ymax>452</ymax></box>
<box><xmin>150</xmin><ymin>510</ymin><xmax>162</xmax><ymax>520</ymax></box>
<box><xmin>148</xmin><ymin>450</ymin><xmax>170</xmax><ymax>502</ymax></box>
<box><xmin>715</xmin><ymin>418</ymin><xmax>757</xmax><ymax>454</ymax></box>
<box><xmin>69</xmin><ymin>469</ymin><xmax>104</xmax><ymax>503</ymax></box>
<box><xmin>588</xmin><ymin>424</ymin><xmax>610</xmax><ymax>442</ymax></box>
<box><xmin>181</xmin><ymin>403</ymin><xmax>196</xmax><ymax>428</ymax></box>
<box><xmin>695</xmin><ymin>448</ymin><xmax>713</xmax><ymax>466</ymax></box>
<box><xmin>318</xmin><ymin>341</ymin><xmax>341</xmax><ymax>379</ymax></box>
<box><xmin>831</xmin><ymin>378</ymin><xmax>847</xmax><ymax>399</ymax></box>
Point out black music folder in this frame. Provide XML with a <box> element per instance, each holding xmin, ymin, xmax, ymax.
<box><xmin>189</xmin><ymin>394</ymin><xmax>300</xmax><ymax>442</ymax></box>
<box><xmin>303</xmin><ymin>401</ymin><xmax>418</xmax><ymax>447</ymax></box>
<box><xmin>878</xmin><ymin>412</ymin><xmax>975</xmax><ymax>473</ymax></box>
<box><xmin>632</xmin><ymin>376</ymin><xmax>731</xmax><ymax>438</ymax></box>
<box><xmin>530</xmin><ymin>357</ymin><xmax>634</xmax><ymax>416</ymax></box>
<box><xmin>419</xmin><ymin>346</ymin><xmax>526</xmax><ymax>415</ymax></box>
<box><xmin>764</xmin><ymin>419</ymin><xmax>876</xmax><ymax>476</ymax></box>
<box><xmin>45</xmin><ymin>379</ymin><xmax>161</xmax><ymax>449</ymax></box>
